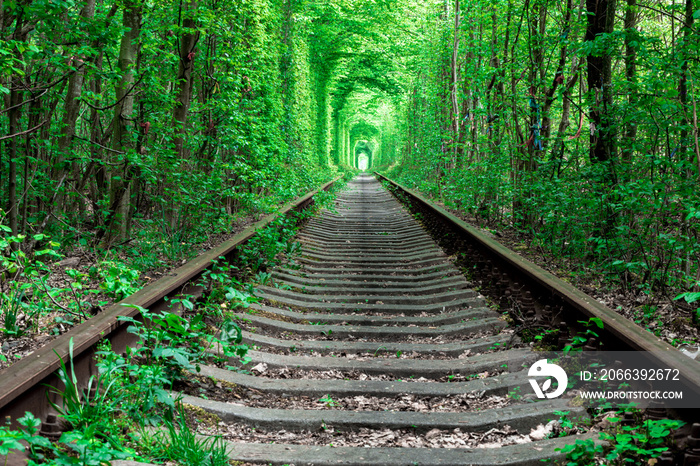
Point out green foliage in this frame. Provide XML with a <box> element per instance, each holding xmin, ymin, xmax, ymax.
<box><xmin>118</xmin><ymin>304</ymin><xmax>247</xmax><ymax>379</ymax></box>
<box><xmin>96</xmin><ymin>261</ymin><xmax>141</xmax><ymax>301</ymax></box>
<box><xmin>387</xmin><ymin>0</ymin><xmax>700</xmax><ymax>308</ymax></box>
<box><xmin>507</xmin><ymin>386</ymin><xmax>522</xmax><ymax>400</ymax></box>
<box><xmin>239</xmin><ymin>215</ymin><xmax>303</xmax><ymax>274</ymax></box>
<box><xmin>0</xmin><ymin>412</ymin><xmax>51</xmax><ymax>463</ymax></box>
<box><xmin>100</xmin><ymin>350</ymin><xmax>174</xmax><ymax>425</ymax></box>
<box><xmin>600</xmin><ymin>419</ymin><xmax>683</xmax><ymax>463</ymax></box>
<box><xmin>558</xmin><ymin>438</ymin><xmax>605</xmax><ymax>465</ymax></box>
<box><xmin>564</xmin><ymin>318</ymin><xmax>603</xmax><ymax>353</ymax></box>
<box><xmin>0</xmin><ymin>411</ymin><xmax>132</xmax><ymax>465</ymax></box>
<box><xmin>0</xmin><ymin>0</ymin><xmax>343</xmax><ymax>322</ymax></box>
<box><xmin>200</xmin><ymin>258</ymin><xmax>238</xmax><ymax>290</ymax></box>
<box><xmin>53</xmin><ymin>426</ymin><xmax>132</xmax><ymax>466</ymax></box>
<box><xmin>675</xmin><ymin>291</ymin><xmax>700</xmax><ymax>323</ymax></box>
<box><xmin>318</xmin><ymin>394</ymin><xmax>341</xmax><ymax>407</ymax></box>
<box><xmin>224</xmin><ymin>286</ymin><xmax>257</xmax><ymax>309</ymax></box>
<box><xmin>558</xmin><ymin>418</ymin><xmax>684</xmax><ymax>465</ymax></box>
<box><xmin>0</xmin><ymin>281</ymin><xmax>28</xmax><ymax>336</ymax></box>
<box><xmin>523</xmin><ymin>327</ymin><xmax>559</xmax><ymax>350</ymax></box>
<box><xmin>42</xmin><ymin>297</ymin><xmax>249</xmax><ymax>457</ymax></box>
<box><xmin>0</xmin><ymin>228</ymin><xmax>62</xmax><ymax>335</ymax></box>
<box><xmin>144</xmin><ymin>407</ymin><xmax>231</xmax><ymax>466</ymax></box>
<box><xmin>49</xmin><ymin>338</ymin><xmax>127</xmax><ymax>442</ymax></box>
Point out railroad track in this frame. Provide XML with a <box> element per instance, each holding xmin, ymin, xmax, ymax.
<box><xmin>176</xmin><ymin>174</ymin><xmax>595</xmax><ymax>465</ymax></box>
<box><xmin>4</xmin><ymin>173</ymin><xmax>700</xmax><ymax>465</ymax></box>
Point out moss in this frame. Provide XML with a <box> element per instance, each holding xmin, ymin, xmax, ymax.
<box><xmin>569</xmin><ymin>394</ymin><xmax>585</xmax><ymax>407</ymax></box>
<box><xmin>247</xmin><ymin>307</ymin><xmax>305</xmax><ymax>324</ymax></box>
<box><xmin>209</xmin><ymin>376</ymin><xmax>239</xmax><ymax>393</ymax></box>
<box><xmin>179</xmin><ymin>402</ymin><xmax>222</xmax><ymax>428</ymax></box>
<box><xmin>261</xmin><ymin>299</ymin><xmax>310</xmax><ymax>314</ymax></box>
<box><xmin>671</xmin><ymin>316</ymin><xmax>691</xmax><ymax>333</ymax></box>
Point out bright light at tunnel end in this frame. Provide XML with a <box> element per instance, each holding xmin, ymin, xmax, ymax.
<box><xmin>358</xmin><ymin>154</ymin><xmax>369</xmax><ymax>170</ymax></box>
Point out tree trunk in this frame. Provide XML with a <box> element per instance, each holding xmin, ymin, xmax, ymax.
<box><xmin>55</xmin><ymin>0</ymin><xmax>97</xmax><ymax>217</ymax></box>
<box><xmin>314</xmin><ymin>68</ymin><xmax>331</xmax><ymax>167</ymax></box>
<box><xmin>99</xmin><ymin>0</ymin><xmax>142</xmax><ymax>249</ymax></box>
<box><xmin>7</xmin><ymin>89</ymin><xmax>19</xmax><ymax>244</ymax></box>
<box><xmin>91</xmin><ymin>53</ymin><xmax>107</xmax><ymax>216</ymax></box>
<box><xmin>526</xmin><ymin>0</ymin><xmax>546</xmax><ymax>170</ymax></box>
<box><xmin>621</xmin><ymin>0</ymin><xmax>637</xmax><ymax>164</ymax></box>
<box><xmin>173</xmin><ymin>0</ymin><xmax>200</xmax><ymax>159</ymax></box>
<box><xmin>449</xmin><ymin>0</ymin><xmax>460</xmax><ymax>167</ymax></box>
<box><xmin>679</xmin><ymin>0</ymin><xmax>695</xmax><ymax>163</ymax></box>
<box><xmin>5</xmin><ymin>16</ymin><xmax>29</xmax><ymax>249</ymax></box>
<box><xmin>585</xmin><ymin>0</ymin><xmax>617</xmax><ymax>165</ymax></box>
<box><xmin>549</xmin><ymin>57</ymin><xmax>581</xmax><ymax>173</ymax></box>
<box><xmin>541</xmin><ymin>0</ymin><xmax>572</xmax><ymax>143</ymax></box>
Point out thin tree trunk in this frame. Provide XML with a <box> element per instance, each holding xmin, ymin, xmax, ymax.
<box><xmin>449</xmin><ymin>0</ymin><xmax>460</xmax><ymax>167</ymax></box>
<box><xmin>679</xmin><ymin>0</ymin><xmax>695</xmax><ymax>163</ymax></box>
<box><xmin>165</xmin><ymin>0</ymin><xmax>199</xmax><ymax>231</ymax></box>
<box><xmin>54</xmin><ymin>0</ymin><xmax>97</xmax><ymax>218</ymax></box>
<box><xmin>99</xmin><ymin>0</ymin><xmax>142</xmax><ymax>249</ymax></box>
<box><xmin>585</xmin><ymin>0</ymin><xmax>617</xmax><ymax>165</ymax></box>
<box><xmin>8</xmin><ymin>89</ymin><xmax>19</xmax><ymax>241</ymax></box>
<box><xmin>621</xmin><ymin>0</ymin><xmax>637</xmax><ymax>164</ymax></box>
<box><xmin>541</xmin><ymin>0</ymin><xmax>572</xmax><ymax>143</ymax></box>
<box><xmin>173</xmin><ymin>0</ymin><xmax>200</xmax><ymax>159</ymax></box>
<box><xmin>549</xmin><ymin>57</ymin><xmax>582</xmax><ymax>171</ymax></box>
<box><xmin>5</xmin><ymin>16</ymin><xmax>29</xmax><ymax>248</ymax></box>
<box><xmin>526</xmin><ymin>0</ymin><xmax>546</xmax><ymax>171</ymax></box>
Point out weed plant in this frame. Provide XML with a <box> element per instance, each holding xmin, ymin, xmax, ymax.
<box><xmin>0</xmin><ymin>229</ymin><xmax>144</xmax><ymax>338</ymax></box>
<box><xmin>143</xmin><ymin>406</ymin><xmax>231</xmax><ymax>466</ymax></box>
<box><xmin>0</xmin><ymin>411</ymin><xmax>135</xmax><ymax>465</ymax></box>
<box><xmin>0</xmin><ymin>231</ymin><xmax>61</xmax><ymax>336</ymax></box>
<box><xmin>557</xmin><ymin>414</ymin><xmax>683</xmax><ymax>465</ymax></box>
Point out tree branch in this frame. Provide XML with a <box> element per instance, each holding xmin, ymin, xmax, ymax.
<box><xmin>0</xmin><ymin>119</ymin><xmax>48</xmax><ymax>141</ymax></box>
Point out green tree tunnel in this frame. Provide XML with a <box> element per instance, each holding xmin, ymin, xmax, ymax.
<box><xmin>0</xmin><ymin>0</ymin><xmax>698</xmax><ymax>322</ymax></box>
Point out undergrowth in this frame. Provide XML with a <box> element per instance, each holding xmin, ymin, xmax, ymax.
<box><xmin>0</xmin><ymin>178</ymin><xmax>347</xmax><ymax>465</ymax></box>
<box><xmin>0</xmin><ymin>174</ymin><xmax>346</xmax><ymax>354</ymax></box>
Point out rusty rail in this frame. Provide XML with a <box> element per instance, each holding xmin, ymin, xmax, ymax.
<box><xmin>0</xmin><ymin>177</ymin><xmax>340</xmax><ymax>425</ymax></box>
<box><xmin>376</xmin><ymin>171</ymin><xmax>700</xmax><ymax>420</ymax></box>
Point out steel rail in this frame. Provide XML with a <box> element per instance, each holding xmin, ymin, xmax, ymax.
<box><xmin>0</xmin><ymin>177</ymin><xmax>340</xmax><ymax>425</ymax></box>
<box><xmin>375</xmin><ymin>172</ymin><xmax>700</xmax><ymax>419</ymax></box>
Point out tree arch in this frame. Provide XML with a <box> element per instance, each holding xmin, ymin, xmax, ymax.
<box><xmin>350</xmin><ymin>120</ymin><xmax>379</xmax><ymax>169</ymax></box>
<box><xmin>354</xmin><ymin>140</ymin><xmax>374</xmax><ymax>169</ymax></box>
